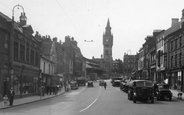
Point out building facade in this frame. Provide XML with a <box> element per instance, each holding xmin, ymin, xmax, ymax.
<box><xmin>0</xmin><ymin>12</ymin><xmax>41</xmax><ymax>100</ymax></box>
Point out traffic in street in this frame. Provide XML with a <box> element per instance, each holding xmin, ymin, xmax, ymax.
<box><xmin>1</xmin><ymin>80</ymin><xmax>184</xmax><ymax>115</ymax></box>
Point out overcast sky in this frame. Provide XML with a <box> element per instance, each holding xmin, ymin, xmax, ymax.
<box><xmin>0</xmin><ymin>0</ymin><xmax>184</xmax><ymax>60</ymax></box>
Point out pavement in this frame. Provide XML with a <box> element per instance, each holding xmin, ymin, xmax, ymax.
<box><xmin>0</xmin><ymin>88</ymin><xmax>66</xmax><ymax>110</ymax></box>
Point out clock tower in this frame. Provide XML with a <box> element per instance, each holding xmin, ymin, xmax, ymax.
<box><xmin>103</xmin><ymin>18</ymin><xmax>113</xmax><ymax>61</ymax></box>
<box><xmin>103</xmin><ymin>19</ymin><xmax>113</xmax><ymax>74</ymax></box>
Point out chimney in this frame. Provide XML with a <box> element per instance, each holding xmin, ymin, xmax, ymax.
<box><xmin>53</xmin><ymin>37</ymin><xmax>57</xmax><ymax>42</ymax></box>
<box><xmin>65</xmin><ymin>36</ymin><xmax>70</xmax><ymax>42</ymax></box>
<box><xmin>171</xmin><ymin>18</ymin><xmax>179</xmax><ymax>26</ymax></box>
<box><xmin>181</xmin><ymin>9</ymin><xmax>184</xmax><ymax>29</ymax></box>
<box><xmin>19</xmin><ymin>12</ymin><xmax>27</xmax><ymax>27</ymax></box>
<box><xmin>181</xmin><ymin>9</ymin><xmax>184</xmax><ymax>20</ymax></box>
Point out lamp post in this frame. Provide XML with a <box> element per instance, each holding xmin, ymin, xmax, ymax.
<box><xmin>9</xmin><ymin>4</ymin><xmax>25</xmax><ymax>89</ymax></box>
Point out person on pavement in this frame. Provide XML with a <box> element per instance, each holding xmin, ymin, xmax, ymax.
<box><xmin>8</xmin><ymin>87</ymin><xmax>15</xmax><ymax>106</ymax></box>
<box><xmin>104</xmin><ymin>81</ymin><xmax>107</xmax><ymax>89</ymax></box>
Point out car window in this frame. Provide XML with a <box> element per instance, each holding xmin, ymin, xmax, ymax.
<box><xmin>136</xmin><ymin>81</ymin><xmax>153</xmax><ymax>87</ymax></box>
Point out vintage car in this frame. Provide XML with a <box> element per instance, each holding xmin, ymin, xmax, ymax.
<box><xmin>127</xmin><ymin>80</ymin><xmax>154</xmax><ymax>103</ymax></box>
<box><xmin>112</xmin><ymin>80</ymin><xmax>121</xmax><ymax>87</ymax></box>
<box><xmin>87</xmin><ymin>80</ymin><xmax>94</xmax><ymax>87</ymax></box>
<box><xmin>155</xmin><ymin>84</ymin><xmax>172</xmax><ymax>101</ymax></box>
<box><xmin>70</xmin><ymin>81</ymin><xmax>79</xmax><ymax>90</ymax></box>
<box><xmin>99</xmin><ymin>79</ymin><xmax>104</xmax><ymax>86</ymax></box>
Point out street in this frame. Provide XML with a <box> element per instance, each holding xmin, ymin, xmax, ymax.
<box><xmin>0</xmin><ymin>80</ymin><xmax>184</xmax><ymax>115</ymax></box>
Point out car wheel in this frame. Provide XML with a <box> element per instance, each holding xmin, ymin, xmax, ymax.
<box><xmin>128</xmin><ymin>93</ymin><xmax>130</xmax><ymax>100</ymax></box>
<box><xmin>169</xmin><ymin>96</ymin><xmax>172</xmax><ymax>101</ymax></box>
<box><xmin>151</xmin><ymin>97</ymin><xmax>154</xmax><ymax>103</ymax></box>
<box><xmin>157</xmin><ymin>96</ymin><xmax>160</xmax><ymax>100</ymax></box>
<box><xmin>133</xmin><ymin>96</ymin><xmax>136</xmax><ymax>103</ymax></box>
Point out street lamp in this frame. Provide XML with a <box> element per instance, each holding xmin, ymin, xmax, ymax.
<box><xmin>9</xmin><ymin>4</ymin><xmax>25</xmax><ymax>89</ymax></box>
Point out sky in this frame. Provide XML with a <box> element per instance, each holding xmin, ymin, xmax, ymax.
<box><xmin>0</xmin><ymin>0</ymin><xmax>184</xmax><ymax>60</ymax></box>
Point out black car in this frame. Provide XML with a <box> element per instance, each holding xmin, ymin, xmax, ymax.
<box><xmin>87</xmin><ymin>81</ymin><xmax>93</xmax><ymax>87</ymax></box>
<box><xmin>128</xmin><ymin>80</ymin><xmax>154</xmax><ymax>103</ymax></box>
<box><xmin>112</xmin><ymin>80</ymin><xmax>121</xmax><ymax>87</ymax></box>
<box><xmin>155</xmin><ymin>84</ymin><xmax>172</xmax><ymax>101</ymax></box>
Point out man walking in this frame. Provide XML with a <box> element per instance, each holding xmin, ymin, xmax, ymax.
<box><xmin>8</xmin><ymin>87</ymin><xmax>15</xmax><ymax>106</ymax></box>
<box><xmin>104</xmin><ymin>81</ymin><xmax>107</xmax><ymax>89</ymax></box>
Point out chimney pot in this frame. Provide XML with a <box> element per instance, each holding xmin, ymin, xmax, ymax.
<box><xmin>171</xmin><ymin>18</ymin><xmax>179</xmax><ymax>26</ymax></box>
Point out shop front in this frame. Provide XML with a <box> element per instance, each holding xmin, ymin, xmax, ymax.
<box><xmin>12</xmin><ymin>64</ymin><xmax>40</xmax><ymax>97</ymax></box>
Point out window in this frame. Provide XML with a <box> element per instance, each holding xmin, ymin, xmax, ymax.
<box><xmin>14</xmin><ymin>42</ymin><xmax>18</xmax><ymax>60</ymax></box>
<box><xmin>179</xmin><ymin>53</ymin><xmax>182</xmax><ymax>65</ymax></box>
<box><xmin>44</xmin><ymin>62</ymin><xmax>45</xmax><ymax>73</ymax></box>
<box><xmin>20</xmin><ymin>44</ymin><xmax>25</xmax><ymax>61</ymax></box>
<box><xmin>171</xmin><ymin>56</ymin><xmax>173</xmax><ymax>67</ymax></box>
<box><xmin>175</xmin><ymin>39</ymin><xmax>177</xmax><ymax>49</ymax></box>
<box><xmin>105</xmin><ymin>50</ymin><xmax>109</xmax><ymax>55</ymax></box>
<box><xmin>26</xmin><ymin>43</ymin><xmax>29</xmax><ymax>62</ymax></box>
<box><xmin>35</xmin><ymin>52</ymin><xmax>39</xmax><ymax>66</ymax></box>
<box><xmin>180</xmin><ymin>36</ymin><xmax>182</xmax><ymax>47</ymax></box>
<box><xmin>31</xmin><ymin>50</ymin><xmax>35</xmax><ymax>64</ymax></box>
<box><xmin>175</xmin><ymin>54</ymin><xmax>177</xmax><ymax>67</ymax></box>
<box><xmin>171</xmin><ymin>41</ymin><xmax>173</xmax><ymax>51</ymax></box>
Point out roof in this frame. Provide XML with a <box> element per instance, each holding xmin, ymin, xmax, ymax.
<box><xmin>164</xmin><ymin>20</ymin><xmax>184</xmax><ymax>37</ymax></box>
<box><xmin>0</xmin><ymin>12</ymin><xmax>11</xmax><ymax>22</ymax></box>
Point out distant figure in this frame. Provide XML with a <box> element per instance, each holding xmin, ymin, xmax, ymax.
<box><xmin>104</xmin><ymin>81</ymin><xmax>107</xmax><ymax>89</ymax></box>
<box><xmin>8</xmin><ymin>87</ymin><xmax>15</xmax><ymax>106</ymax></box>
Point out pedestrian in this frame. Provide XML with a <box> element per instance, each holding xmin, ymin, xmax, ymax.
<box><xmin>3</xmin><ymin>95</ymin><xmax>9</xmax><ymax>107</ymax></box>
<box><xmin>104</xmin><ymin>81</ymin><xmax>107</xmax><ymax>89</ymax></box>
<box><xmin>8</xmin><ymin>87</ymin><xmax>15</xmax><ymax>106</ymax></box>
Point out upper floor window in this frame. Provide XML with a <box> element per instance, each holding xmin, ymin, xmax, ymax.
<box><xmin>179</xmin><ymin>36</ymin><xmax>182</xmax><ymax>47</ymax></box>
<box><xmin>31</xmin><ymin>50</ymin><xmax>35</xmax><ymax>64</ymax></box>
<box><xmin>14</xmin><ymin>42</ymin><xmax>18</xmax><ymax>60</ymax></box>
<box><xmin>20</xmin><ymin>44</ymin><xmax>25</xmax><ymax>61</ymax></box>
<box><xmin>171</xmin><ymin>56</ymin><xmax>173</xmax><ymax>67</ymax></box>
<box><xmin>26</xmin><ymin>43</ymin><xmax>29</xmax><ymax>62</ymax></box>
<box><xmin>171</xmin><ymin>41</ymin><xmax>173</xmax><ymax>51</ymax></box>
<box><xmin>175</xmin><ymin>54</ymin><xmax>177</xmax><ymax>67</ymax></box>
<box><xmin>35</xmin><ymin>52</ymin><xmax>39</xmax><ymax>66</ymax></box>
<box><xmin>175</xmin><ymin>39</ymin><xmax>177</xmax><ymax>49</ymax></box>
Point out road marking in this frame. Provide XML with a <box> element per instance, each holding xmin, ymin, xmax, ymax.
<box><xmin>79</xmin><ymin>86</ymin><xmax>101</xmax><ymax>112</ymax></box>
<box><xmin>79</xmin><ymin>98</ymin><xmax>98</xmax><ymax>112</ymax></box>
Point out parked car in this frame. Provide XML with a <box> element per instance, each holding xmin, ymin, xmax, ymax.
<box><xmin>127</xmin><ymin>80</ymin><xmax>154</xmax><ymax>103</ymax></box>
<box><xmin>155</xmin><ymin>84</ymin><xmax>172</xmax><ymax>101</ymax></box>
<box><xmin>87</xmin><ymin>80</ymin><xmax>93</xmax><ymax>87</ymax></box>
<box><xmin>70</xmin><ymin>81</ymin><xmax>79</xmax><ymax>90</ymax></box>
<box><xmin>112</xmin><ymin>80</ymin><xmax>121</xmax><ymax>87</ymax></box>
<box><xmin>77</xmin><ymin>77</ymin><xmax>86</xmax><ymax>86</ymax></box>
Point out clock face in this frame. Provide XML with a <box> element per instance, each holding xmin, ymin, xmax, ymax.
<box><xmin>105</xmin><ymin>39</ymin><xmax>109</xmax><ymax>42</ymax></box>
